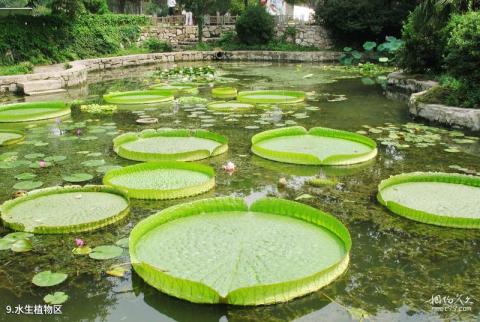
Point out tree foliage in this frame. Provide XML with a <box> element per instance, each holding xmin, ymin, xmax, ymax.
<box><xmin>315</xmin><ymin>0</ymin><xmax>418</xmax><ymax>44</ymax></box>
<box><xmin>236</xmin><ymin>5</ymin><xmax>274</xmax><ymax>45</ymax></box>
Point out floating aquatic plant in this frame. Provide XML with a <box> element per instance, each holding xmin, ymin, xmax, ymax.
<box><xmin>1</xmin><ymin>186</ymin><xmax>130</xmax><ymax>234</ymax></box>
<box><xmin>113</xmin><ymin>128</ymin><xmax>228</xmax><ymax>162</ymax></box>
<box><xmin>44</xmin><ymin>291</ymin><xmax>69</xmax><ymax>304</ymax></box>
<box><xmin>103</xmin><ymin>90</ymin><xmax>175</xmax><ymax>105</ymax></box>
<box><xmin>129</xmin><ymin>197</ymin><xmax>351</xmax><ymax>305</ymax></box>
<box><xmin>32</xmin><ymin>271</ymin><xmax>68</xmax><ymax>287</ymax></box>
<box><xmin>103</xmin><ymin>161</ymin><xmax>216</xmax><ymax>200</ymax></box>
<box><xmin>89</xmin><ymin>245</ymin><xmax>123</xmax><ymax>260</ymax></box>
<box><xmin>378</xmin><ymin>172</ymin><xmax>480</xmax><ymax>228</ymax></box>
<box><xmin>0</xmin><ymin>130</ymin><xmax>25</xmax><ymax>146</ymax></box>
<box><xmin>238</xmin><ymin>90</ymin><xmax>306</xmax><ymax>105</ymax></box>
<box><xmin>211</xmin><ymin>87</ymin><xmax>237</xmax><ymax>99</ymax></box>
<box><xmin>0</xmin><ymin>102</ymin><xmax>70</xmax><ymax>123</ymax></box>
<box><xmin>80</xmin><ymin>104</ymin><xmax>118</xmax><ymax>114</ymax></box>
<box><xmin>251</xmin><ymin>126</ymin><xmax>377</xmax><ymax>165</ymax></box>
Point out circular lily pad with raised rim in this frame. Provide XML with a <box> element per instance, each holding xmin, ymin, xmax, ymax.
<box><xmin>150</xmin><ymin>83</ymin><xmax>199</xmax><ymax>95</ymax></box>
<box><xmin>0</xmin><ymin>102</ymin><xmax>70</xmax><ymax>123</ymax></box>
<box><xmin>103</xmin><ymin>161</ymin><xmax>215</xmax><ymax>200</ymax></box>
<box><xmin>237</xmin><ymin>90</ymin><xmax>305</xmax><ymax>104</ymax></box>
<box><xmin>0</xmin><ymin>185</ymin><xmax>129</xmax><ymax>234</ymax></box>
<box><xmin>113</xmin><ymin>128</ymin><xmax>228</xmax><ymax>162</ymax></box>
<box><xmin>211</xmin><ymin>87</ymin><xmax>237</xmax><ymax>99</ymax></box>
<box><xmin>378</xmin><ymin>172</ymin><xmax>480</xmax><ymax>229</ymax></box>
<box><xmin>103</xmin><ymin>90</ymin><xmax>175</xmax><ymax>105</ymax></box>
<box><xmin>0</xmin><ymin>130</ymin><xmax>24</xmax><ymax>146</ymax></box>
<box><xmin>207</xmin><ymin>101</ymin><xmax>254</xmax><ymax>112</ymax></box>
<box><xmin>251</xmin><ymin>126</ymin><xmax>377</xmax><ymax>165</ymax></box>
<box><xmin>129</xmin><ymin>197</ymin><xmax>351</xmax><ymax>305</ymax></box>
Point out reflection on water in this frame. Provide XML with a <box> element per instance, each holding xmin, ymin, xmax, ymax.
<box><xmin>0</xmin><ymin>62</ymin><xmax>479</xmax><ymax>322</ymax></box>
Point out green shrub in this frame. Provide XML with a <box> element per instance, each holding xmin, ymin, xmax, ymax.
<box><xmin>0</xmin><ymin>62</ymin><xmax>34</xmax><ymax>76</ymax></box>
<box><xmin>236</xmin><ymin>6</ymin><xmax>274</xmax><ymax>45</ymax></box>
<box><xmin>0</xmin><ymin>14</ymin><xmax>148</xmax><ymax>65</ymax></box>
<box><xmin>83</xmin><ymin>0</ymin><xmax>109</xmax><ymax>14</ymax></box>
<box><xmin>142</xmin><ymin>38</ymin><xmax>172</xmax><ymax>53</ymax></box>
<box><xmin>315</xmin><ymin>0</ymin><xmax>417</xmax><ymax>44</ymax></box>
<box><xmin>444</xmin><ymin>12</ymin><xmax>480</xmax><ymax>82</ymax></box>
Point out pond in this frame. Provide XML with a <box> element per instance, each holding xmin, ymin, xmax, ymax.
<box><xmin>0</xmin><ymin>61</ymin><xmax>479</xmax><ymax>321</ymax></box>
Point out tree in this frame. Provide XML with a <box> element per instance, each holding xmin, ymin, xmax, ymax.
<box><xmin>179</xmin><ymin>0</ymin><xmax>231</xmax><ymax>42</ymax></box>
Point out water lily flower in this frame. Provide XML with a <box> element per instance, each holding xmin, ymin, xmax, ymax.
<box><xmin>76</xmin><ymin>129</ymin><xmax>81</xmax><ymax>136</ymax></box>
<box><xmin>39</xmin><ymin>160</ymin><xmax>46</xmax><ymax>168</ymax></box>
<box><xmin>75</xmin><ymin>238</ymin><xmax>85</xmax><ymax>247</ymax></box>
<box><xmin>222</xmin><ymin>161</ymin><xmax>236</xmax><ymax>175</ymax></box>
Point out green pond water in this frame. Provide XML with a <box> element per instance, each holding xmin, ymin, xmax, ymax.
<box><xmin>0</xmin><ymin>61</ymin><xmax>479</xmax><ymax>321</ymax></box>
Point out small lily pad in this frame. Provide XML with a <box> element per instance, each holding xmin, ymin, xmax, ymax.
<box><xmin>3</xmin><ymin>232</ymin><xmax>34</xmax><ymax>241</ymax></box>
<box><xmin>32</xmin><ymin>271</ymin><xmax>68</xmax><ymax>287</ymax></box>
<box><xmin>11</xmin><ymin>239</ymin><xmax>32</xmax><ymax>252</ymax></box>
<box><xmin>0</xmin><ymin>239</ymin><xmax>13</xmax><ymax>250</ymax></box>
<box><xmin>13</xmin><ymin>181</ymin><xmax>43</xmax><ymax>190</ymax></box>
<box><xmin>96</xmin><ymin>165</ymin><xmax>122</xmax><ymax>173</ymax></box>
<box><xmin>44</xmin><ymin>292</ymin><xmax>69</xmax><ymax>305</ymax></box>
<box><xmin>44</xmin><ymin>155</ymin><xmax>67</xmax><ymax>162</ymax></box>
<box><xmin>15</xmin><ymin>172</ymin><xmax>37</xmax><ymax>180</ymax></box>
<box><xmin>25</xmin><ymin>153</ymin><xmax>45</xmax><ymax>160</ymax></box>
<box><xmin>62</xmin><ymin>173</ymin><xmax>94</xmax><ymax>183</ymax></box>
<box><xmin>81</xmin><ymin>159</ymin><xmax>106</xmax><ymax>167</ymax></box>
<box><xmin>106</xmin><ymin>265</ymin><xmax>128</xmax><ymax>277</ymax></box>
<box><xmin>115</xmin><ymin>238</ymin><xmax>129</xmax><ymax>248</ymax></box>
<box><xmin>89</xmin><ymin>245</ymin><xmax>123</xmax><ymax>260</ymax></box>
<box><xmin>72</xmin><ymin>246</ymin><xmax>92</xmax><ymax>255</ymax></box>
<box><xmin>295</xmin><ymin>194</ymin><xmax>314</xmax><ymax>201</ymax></box>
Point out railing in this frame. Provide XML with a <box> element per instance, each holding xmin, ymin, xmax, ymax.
<box><xmin>153</xmin><ymin>14</ymin><xmax>239</xmax><ymax>26</ymax></box>
<box><xmin>152</xmin><ymin>14</ymin><xmax>316</xmax><ymax>27</ymax></box>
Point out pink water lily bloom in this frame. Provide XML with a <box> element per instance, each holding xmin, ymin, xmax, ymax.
<box><xmin>39</xmin><ymin>160</ymin><xmax>46</xmax><ymax>168</ymax></box>
<box><xmin>222</xmin><ymin>161</ymin><xmax>236</xmax><ymax>175</ymax></box>
<box><xmin>75</xmin><ymin>238</ymin><xmax>85</xmax><ymax>247</ymax></box>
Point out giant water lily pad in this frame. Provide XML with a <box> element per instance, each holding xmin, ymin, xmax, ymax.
<box><xmin>207</xmin><ymin>101</ymin><xmax>254</xmax><ymax>112</ymax></box>
<box><xmin>103</xmin><ymin>161</ymin><xmax>215</xmax><ymax>200</ymax></box>
<box><xmin>129</xmin><ymin>197</ymin><xmax>351</xmax><ymax>305</ymax></box>
<box><xmin>150</xmin><ymin>83</ymin><xmax>199</xmax><ymax>95</ymax></box>
<box><xmin>251</xmin><ymin>126</ymin><xmax>377</xmax><ymax>165</ymax></box>
<box><xmin>237</xmin><ymin>90</ymin><xmax>305</xmax><ymax>104</ymax></box>
<box><xmin>378</xmin><ymin>172</ymin><xmax>480</xmax><ymax>229</ymax></box>
<box><xmin>0</xmin><ymin>186</ymin><xmax>129</xmax><ymax>234</ymax></box>
<box><xmin>0</xmin><ymin>102</ymin><xmax>70</xmax><ymax>123</ymax></box>
<box><xmin>211</xmin><ymin>87</ymin><xmax>237</xmax><ymax>99</ymax></box>
<box><xmin>113</xmin><ymin>128</ymin><xmax>228</xmax><ymax>162</ymax></box>
<box><xmin>0</xmin><ymin>130</ymin><xmax>24</xmax><ymax>146</ymax></box>
<box><xmin>103</xmin><ymin>90</ymin><xmax>174</xmax><ymax>105</ymax></box>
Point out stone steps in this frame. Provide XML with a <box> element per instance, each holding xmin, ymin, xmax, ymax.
<box><xmin>17</xmin><ymin>79</ymin><xmax>63</xmax><ymax>96</ymax></box>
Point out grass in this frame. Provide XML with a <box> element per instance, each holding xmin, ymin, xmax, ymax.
<box><xmin>0</xmin><ymin>62</ymin><xmax>34</xmax><ymax>76</ymax></box>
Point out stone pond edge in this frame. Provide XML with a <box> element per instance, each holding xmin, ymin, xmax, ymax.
<box><xmin>0</xmin><ymin>50</ymin><xmax>340</xmax><ymax>94</ymax></box>
<box><xmin>387</xmin><ymin>71</ymin><xmax>480</xmax><ymax>131</ymax></box>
